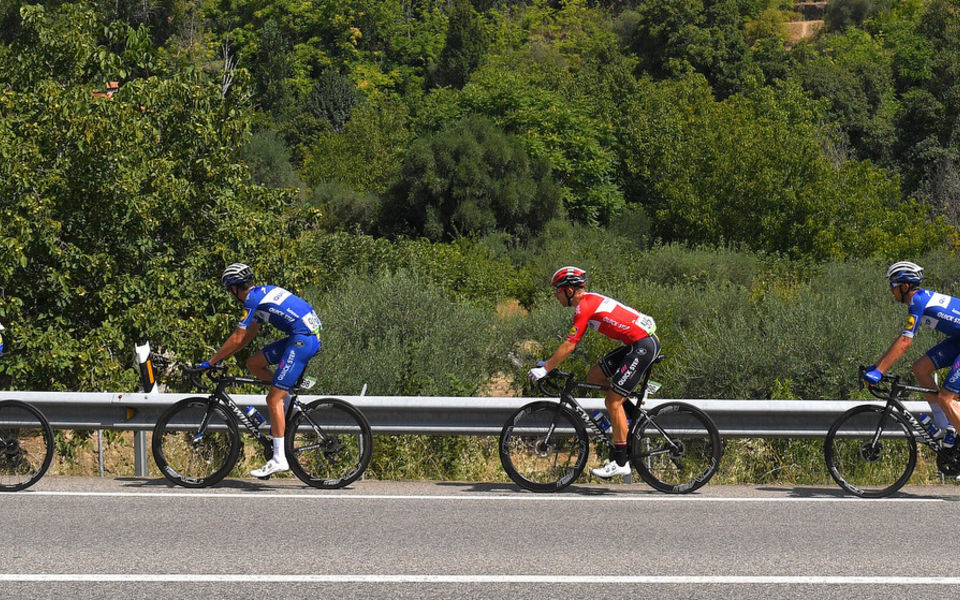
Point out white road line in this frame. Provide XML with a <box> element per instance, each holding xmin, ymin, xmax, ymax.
<box><xmin>0</xmin><ymin>574</ymin><xmax>958</xmax><ymax>584</ymax></box>
<box><xmin>10</xmin><ymin>490</ymin><xmax>948</xmax><ymax>502</ymax></box>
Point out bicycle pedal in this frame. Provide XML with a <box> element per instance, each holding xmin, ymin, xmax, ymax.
<box><xmin>254</xmin><ymin>474</ymin><xmax>271</xmax><ymax>481</ymax></box>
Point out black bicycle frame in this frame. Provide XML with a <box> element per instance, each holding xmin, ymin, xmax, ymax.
<box><xmin>862</xmin><ymin>370</ymin><xmax>942</xmax><ymax>450</ymax></box>
<box><xmin>546</xmin><ymin>362</ymin><xmax>666</xmax><ymax>452</ymax></box>
<box><xmin>190</xmin><ymin>371</ymin><xmax>301</xmax><ymax>444</ymax></box>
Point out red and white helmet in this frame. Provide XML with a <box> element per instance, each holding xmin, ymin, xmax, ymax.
<box><xmin>551</xmin><ymin>266</ymin><xmax>587</xmax><ymax>288</ymax></box>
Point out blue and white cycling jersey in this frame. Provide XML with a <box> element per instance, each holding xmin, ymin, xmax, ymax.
<box><xmin>901</xmin><ymin>289</ymin><xmax>960</xmax><ymax>339</ymax></box>
<box><xmin>0</xmin><ymin>321</ymin><xmax>4</xmax><ymax>354</ymax></box>
<box><xmin>237</xmin><ymin>286</ymin><xmax>322</xmax><ymax>338</ymax></box>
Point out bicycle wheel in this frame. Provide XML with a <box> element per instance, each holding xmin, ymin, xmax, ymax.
<box><xmin>824</xmin><ymin>405</ymin><xmax>917</xmax><ymax>498</ymax></box>
<box><xmin>286</xmin><ymin>398</ymin><xmax>373</xmax><ymax>489</ymax></box>
<box><xmin>0</xmin><ymin>400</ymin><xmax>54</xmax><ymax>491</ymax></box>
<box><xmin>499</xmin><ymin>401</ymin><xmax>589</xmax><ymax>492</ymax></box>
<box><xmin>631</xmin><ymin>402</ymin><xmax>722</xmax><ymax>494</ymax></box>
<box><xmin>152</xmin><ymin>397</ymin><xmax>241</xmax><ymax>488</ymax></box>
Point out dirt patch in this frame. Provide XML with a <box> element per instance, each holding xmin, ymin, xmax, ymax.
<box><xmin>786</xmin><ymin>20</ymin><xmax>823</xmax><ymax>42</ymax></box>
<box><xmin>481</xmin><ymin>372</ymin><xmax>519</xmax><ymax>397</ymax></box>
<box><xmin>496</xmin><ymin>298</ymin><xmax>528</xmax><ymax>319</ymax></box>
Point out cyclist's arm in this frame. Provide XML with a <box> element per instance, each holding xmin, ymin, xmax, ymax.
<box><xmin>543</xmin><ymin>340</ymin><xmax>577</xmax><ymax>372</ymax></box>
<box><xmin>875</xmin><ymin>334</ymin><xmax>913</xmax><ymax>373</ymax></box>
<box><xmin>208</xmin><ymin>322</ymin><xmax>260</xmax><ymax>365</ymax></box>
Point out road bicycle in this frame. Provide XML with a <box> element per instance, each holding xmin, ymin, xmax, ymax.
<box><xmin>152</xmin><ymin>365</ymin><xmax>373</xmax><ymax>489</ymax></box>
<box><xmin>824</xmin><ymin>367</ymin><xmax>960</xmax><ymax>498</ymax></box>
<box><xmin>0</xmin><ymin>352</ymin><xmax>55</xmax><ymax>491</ymax></box>
<box><xmin>499</xmin><ymin>355</ymin><xmax>723</xmax><ymax>493</ymax></box>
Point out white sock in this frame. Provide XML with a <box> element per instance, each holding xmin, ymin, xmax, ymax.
<box><xmin>273</xmin><ymin>437</ymin><xmax>286</xmax><ymax>464</ymax></box>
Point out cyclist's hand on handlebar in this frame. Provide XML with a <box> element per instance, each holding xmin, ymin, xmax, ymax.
<box><xmin>528</xmin><ymin>366</ymin><xmax>549</xmax><ymax>382</ymax></box>
<box><xmin>862</xmin><ymin>366</ymin><xmax>883</xmax><ymax>385</ymax></box>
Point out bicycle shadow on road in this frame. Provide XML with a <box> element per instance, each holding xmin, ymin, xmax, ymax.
<box><xmin>756</xmin><ymin>485</ymin><xmax>960</xmax><ymax>501</ymax></box>
<box><xmin>435</xmin><ymin>481</ymin><xmax>666</xmax><ymax>497</ymax></box>
<box><xmin>114</xmin><ymin>476</ymin><xmax>306</xmax><ymax>492</ymax></box>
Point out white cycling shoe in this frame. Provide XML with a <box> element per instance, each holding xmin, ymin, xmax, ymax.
<box><xmin>251</xmin><ymin>458</ymin><xmax>289</xmax><ymax>478</ymax></box>
<box><xmin>591</xmin><ymin>460</ymin><xmax>631</xmax><ymax>479</ymax></box>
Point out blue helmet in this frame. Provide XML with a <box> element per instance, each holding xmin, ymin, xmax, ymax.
<box><xmin>886</xmin><ymin>261</ymin><xmax>924</xmax><ymax>285</ymax></box>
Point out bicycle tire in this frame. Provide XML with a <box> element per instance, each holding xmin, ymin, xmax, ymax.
<box><xmin>499</xmin><ymin>401</ymin><xmax>589</xmax><ymax>492</ymax></box>
<box><xmin>286</xmin><ymin>398</ymin><xmax>373</xmax><ymax>489</ymax></box>
<box><xmin>824</xmin><ymin>404</ymin><xmax>917</xmax><ymax>498</ymax></box>
<box><xmin>0</xmin><ymin>399</ymin><xmax>55</xmax><ymax>491</ymax></box>
<box><xmin>152</xmin><ymin>397</ymin><xmax>241</xmax><ymax>488</ymax></box>
<box><xmin>630</xmin><ymin>402</ymin><xmax>722</xmax><ymax>494</ymax></box>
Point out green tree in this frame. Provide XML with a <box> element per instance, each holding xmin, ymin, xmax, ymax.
<box><xmin>0</xmin><ymin>4</ymin><xmax>319</xmax><ymax>390</ymax></box>
<box><xmin>616</xmin><ymin>0</ymin><xmax>760</xmax><ymax>98</ymax></box>
<box><xmin>429</xmin><ymin>0</ymin><xmax>489</xmax><ymax>89</ymax></box>
<box><xmin>301</xmin><ymin>99</ymin><xmax>412</xmax><ymax>195</ymax></box>
<box><xmin>617</xmin><ymin>74</ymin><xmax>952</xmax><ymax>260</ymax></box>
<box><xmin>381</xmin><ymin>115</ymin><xmax>562</xmax><ymax>241</ymax></box>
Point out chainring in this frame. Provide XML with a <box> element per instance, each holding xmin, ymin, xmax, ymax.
<box><xmin>937</xmin><ymin>447</ymin><xmax>960</xmax><ymax>476</ymax></box>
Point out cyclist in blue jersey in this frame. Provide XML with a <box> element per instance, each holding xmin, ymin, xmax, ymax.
<box><xmin>199</xmin><ymin>263</ymin><xmax>323</xmax><ymax>477</ymax></box>
<box><xmin>0</xmin><ymin>321</ymin><xmax>5</xmax><ymax>354</ymax></box>
<box><xmin>863</xmin><ymin>261</ymin><xmax>960</xmax><ymax>445</ymax></box>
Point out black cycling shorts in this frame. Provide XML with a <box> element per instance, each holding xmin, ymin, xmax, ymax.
<box><xmin>599</xmin><ymin>335</ymin><xmax>660</xmax><ymax>397</ymax></box>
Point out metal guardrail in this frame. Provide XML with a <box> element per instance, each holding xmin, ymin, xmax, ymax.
<box><xmin>1</xmin><ymin>391</ymin><xmax>933</xmax><ymax>476</ymax></box>
<box><xmin>0</xmin><ymin>391</ymin><xmax>927</xmax><ymax>437</ymax></box>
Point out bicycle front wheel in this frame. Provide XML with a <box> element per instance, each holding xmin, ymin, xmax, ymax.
<box><xmin>631</xmin><ymin>402</ymin><xmax>722</xmax><ymax>494</ymax></box>
<box><xmin>152</xmin><ymin>397</ymin><xmax>241</xmax><ymax>488</ymax></box>
<box><xmin>0</xmin><ymin>400</ymin><xmax>54</xmax><ymax>491</ymax></box>
<box><xmin>499</xmin><ymin>401</ymin><xmax>589</xmax><ymax>492</ymax></box>
<box><xmin>287</xmin><ymin>398</ymin><xmax>373</xmax><ymax>489</ymax></box>
<box><xmin>824</xmin><ymin>405</ymin><xmax>917</xmax><ymax>498</ymax></box>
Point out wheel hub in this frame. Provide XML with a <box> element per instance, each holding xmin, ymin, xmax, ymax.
<box><xmin>859</xmin><ymin>442</ymin><xmax>882</xmax><ymax>463</ymax></box>
<box><xmin>534</xmin><ymin>439</ymin><xmax>553</xmax><ymax>458</ymax></box>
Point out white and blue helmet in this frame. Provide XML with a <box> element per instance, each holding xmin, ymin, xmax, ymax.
<box><xmin>886</xmin><ymin>261</ymin><xmax>924</xmax><ymax>285</ymax></box>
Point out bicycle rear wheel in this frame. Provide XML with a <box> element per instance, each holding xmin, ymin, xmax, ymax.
<box><xmin>631</xmin><ymin>402</ymin><xmax>722</xmax><ymax>494</ymax></box>
<box><xmin>286</xmin><ymin>398</ymin><xmax>373</xmax><ymax>489</ymax></box>
<box><xmin>499</xmin><ymin>401</ymin><xmax>589</xmax><ymax>492</ymax></box>
<box><xmin>0</xmin><ymin>400</ymin><xmax>54</xmax><ymax>491</ymax></box>
<box><xmin>152</xmin><ymin>397</ymin><xmax>241</xmax><ymax>488</ymax></box>
<box><xmin>824</xmin><ymin>404</ymin><xmax>916</xmax><ymax>498</ymax></box>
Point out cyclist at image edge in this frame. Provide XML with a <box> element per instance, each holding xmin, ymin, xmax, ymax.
<box><xmin>199</xmin><ymin>263</ymin><xmax>323</xmax><ymax>478</ymax></box>
<box><xmin>864</xmin><ymin>261</ymin><xmax>960</xmax><ymax>446</ymax></box>
<box><xmin>528</xmin><ymin>266</ymin><xmax>660</xmax><ymax>478</ymax></box>
<box><xmin>0</xmin><ymin>321</ymin><xmax>4</xmax><ymax>354</ymax></box>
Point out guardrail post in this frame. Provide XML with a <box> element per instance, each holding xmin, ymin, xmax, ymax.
<box><xmin>134</xmin><ymin>431</ymin><xmax>148</xmax><ymax>477</ymax></box>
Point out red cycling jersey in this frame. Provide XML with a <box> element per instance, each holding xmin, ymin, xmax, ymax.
<box><xmin>565</xmin><ymin>293</ymin><xmax>655</xmax><ymax>345</ymax></box>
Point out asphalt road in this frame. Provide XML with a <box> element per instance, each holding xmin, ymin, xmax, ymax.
<box><xmin>2</xmin><ymin>476</ymin><xmax>960</xmax><ymax>599</ymax></box>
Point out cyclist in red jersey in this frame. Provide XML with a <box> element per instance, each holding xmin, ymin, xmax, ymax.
<box><xmin>528</xmin><ymin>266</ymin><xmax>660</xmax><ymax>478</ymax></box>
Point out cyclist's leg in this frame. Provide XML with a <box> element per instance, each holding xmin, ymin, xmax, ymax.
<box><xmin>936</xmin><ymin>351</ymin><xmax>960</xmax><ymax>431</ymax></box>
<box><xmin>597</xmin><ymin>336</ymin><xmax>661</xmax><ymax>442</ymax></box>
<box><xmin>248</xmin><ymin>338</ymin><xmax>289</xmax><ymax>383</ymax></box>
<box><xmin>916</xmin><ymin>339</ymin><xmax>960</xmax><ymax>429</ymax></box>
<box><xmin>592</xmin><ymin>348</ymin><xmax>629</xmax><ymax>444</ymax></box>
<box><xmin>269</xmin><ymin>335</ymin><xmax>322</xmax><ymax>438</ymax></box>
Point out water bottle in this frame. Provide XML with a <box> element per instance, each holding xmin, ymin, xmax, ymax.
<box><xmin>591</xmin><ymin>410</ymin><xmax>612</xmax><ymax>435</ymax></box>
<box><xmin>918</xmin><ymin>413</ymin><xmax>941</xmax><ymax>439</ymax></box>
<box><xmin>245</xmin><ymin>406</ymin><xmax>265</xmax><ymax>429</ymax></box>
